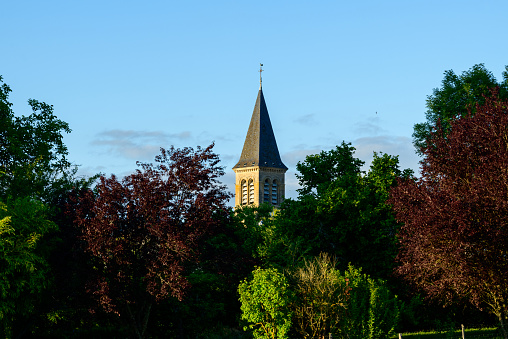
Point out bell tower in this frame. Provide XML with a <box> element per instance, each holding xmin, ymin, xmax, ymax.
<box><xmin>233</xmin><ymin>65</ymin><xmax>287</xmax><ymax>207</ymax></box>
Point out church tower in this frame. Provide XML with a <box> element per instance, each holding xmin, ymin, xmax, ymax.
<box><xmin>233</xmin><ymin>65</ymin><xmax>287</xmax><ymax>207</ymax></box>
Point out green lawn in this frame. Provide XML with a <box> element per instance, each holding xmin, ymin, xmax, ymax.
<box><xmin>391</xmin><ymin>327</ymin><xmax>501</xmax><ymax>339</ymax></box>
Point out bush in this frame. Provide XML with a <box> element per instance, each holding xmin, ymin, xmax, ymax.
<box><xmin>238</xmin><ymin>267</ymin><xmax>293</xmax><ymax>339</ymax></box>
<box><xmin>344</xmin><ymin>265</ymin><xmax>400</xmax><ymax>339</ymax></box>
<box><xmin>291</xmin><ymin>253</ymin><xmax>350</xmax><ymax>338</ymax></box>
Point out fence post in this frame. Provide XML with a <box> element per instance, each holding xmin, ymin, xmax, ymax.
<box><xmin>399</xmin><ymin>334</ymin><xmax>402</xmax><ymax>339</ymax></box>
<box><xmin>329</xmin><ymin>333</ymin><xmax>332</xmax><ymax>339</ymax></box>
<box><xmin>461</xmin><ymin>324</ymin><xmax>465</xmax><ymax>339</ymax></box>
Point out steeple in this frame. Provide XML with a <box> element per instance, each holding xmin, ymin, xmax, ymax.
<box><xmin>233</xmin><ymin>88</ymin><xmax>287</xmax><ymax>170</ymax></box>
<box><xmin>233</xmin><ymin>67</ymin><xmax>287</xmax><ymax>207</ymax></box>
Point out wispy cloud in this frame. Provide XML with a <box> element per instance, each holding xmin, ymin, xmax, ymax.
<box><xmin>284</xmin><ymin>170</ymin><xmax>301</xmax><ymax>200</ymax></box>
<box><xmin>293</xmin><ymin>113</ymin><xmax>319</xmax><ymax>126</ymax></box>
<box><xmin>282</xmin><ymin>145</ymin><xmax>324</xmax><ymax>168</ymax></box>
<box><xmin>353</xmin><ymin>135</ymin><xmax>421</xmax><ymax>174</ymax></box>
<box><xmin>92</xmin><ymin>129</ymin><xmax>192</xmax><ymax>160</ymax></box>
<box><xmin>352</xmin><ymin>116</ymin><xmax>386</xmax><ymax>136</ymax></box>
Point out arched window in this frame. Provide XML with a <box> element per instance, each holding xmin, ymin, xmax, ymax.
<box><xmin>263</xmin><ymin>179</ymin><xmax>270</xmax><ymax>203</ymax></box>
<box><xmin>249</xmin><ymin>179</ymin><xmax>255</xmax><ymax>205</ymax></box>
<box><xmin>241</xmin><ymin>180</ymin><xmax>248</xmax><ymax>205</ymax></box>
<box><xmin>272</xmin><ymin>180</ymin><xmax>278</xmax><ymax>205</ymax></box>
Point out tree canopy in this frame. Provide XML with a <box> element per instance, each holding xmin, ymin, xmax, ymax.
<box><xmin>296</xmin><ymin>141</ymin><xmax>364</xmax><ymax>196</ymax></box>
<box><xmin>0</xmin><ymin>76</ymin><xmax>72</xmax><ymax>201</ymax></box>
<box><xmin>391</xmin><ymin>91</ymin><xmax>508</xmax><ymax>338</ymax></box>
<box><xmin>0</xmin><ymin>198</ymin><xmax>57</xmax><ymax>337</ymax></box>
<box><xmin>74</xmin><ymin>144</ymin><xmax>231</xmax><ymax>339</ymax></box>
<box><xmin>0</xmin><ymin>76</ymin><xmax>87</xmax><ymax>338</ymax></box>
<box><xmin>252</xmin><ymin>143</ymin><xmax>410</xmax><ymax>280</ymax></box>
<box><xmin>412</xmin><ymin>64</ymin><xmax>508</xmax><ymax>154</ymax></box>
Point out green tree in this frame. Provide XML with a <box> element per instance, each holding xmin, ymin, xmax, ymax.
<box><xmin>343</xmin><ymin>265</ymin><xmax>400</xmax><ymax>339</ymax></box>
<box><xmin>413</xmin><ymin>64</ymin><xmax>508</xmax><ymax>154</ymax></box>
<box><xmin>296</xmin><ymin>141</ymin><xmax>364</xmax><ymax>196</ymax></box>
<box><xmin>238</xmin><ymin>267</ymin><xmax>294</xmax><ymax>339</ymax></box>
<box><xmin>0</xmin><ymin>198</ymin><xmax>57</xmax><ymax>337</ymax></box>
<box><xmin>259</xmin><ymin>144</ymin><xmax>409</xmax><ymax>279</ymax></box>
<box><xmin>291</xmin><ymin>253</ymin><xmax>350</xmax><ymax>338</ymax></box>
<box><xmin>232</xmin><ymin>203</ymin><xmax>275</xmax><ymax>260</ymax></box>
<box><xmin>0</xmin><ymin>76</ymin><xmax>73</xmax><ymax>201</ymax></box>
<box><xmin>0</xmin><ymin>76</ymin><xmax>90</xmax><ymax>337</ymax></box>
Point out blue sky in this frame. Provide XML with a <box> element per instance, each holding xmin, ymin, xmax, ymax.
<box><xmin>2</xmin><ymin>0</ymin><xmax>508</xmax><ymax>203</ymax></box>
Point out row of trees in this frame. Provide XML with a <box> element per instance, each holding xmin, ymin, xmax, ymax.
<box><xmin>237</xmin><ymin>63</ymin><xmax>508</xmax><ymax>338</ymax></box>
<box><xmin>1</xmin><ymin>63</ymin><xmax>508</xmax><ymax>338</ymax></box>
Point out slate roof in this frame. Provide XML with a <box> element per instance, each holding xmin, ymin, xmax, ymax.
<box><xmin>233</xmin><ymin>87</ymin><xmax>287</xmax><ymax>170</ymax></box>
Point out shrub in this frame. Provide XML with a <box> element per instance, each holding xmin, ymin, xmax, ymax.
<box><xmin>238</xmin><ymin>267</ymin><xmax>293</xmax><ymax>339</ymax></box>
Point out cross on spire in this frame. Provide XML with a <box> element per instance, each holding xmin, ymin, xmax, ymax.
<box><xmin>259</xmin><ymin>63</ymin><xmax>263</xmax><ymax>89</ymax></box>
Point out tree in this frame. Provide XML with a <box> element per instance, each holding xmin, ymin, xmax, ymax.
<box><xmin>391</xmin><ymin>92</ymin><xmax>508</xmax><ymax>338</ymax></box>
<box><xmin>0</xmin><ymin>76</ymin><xmax>89</xmax><ymax>337</ymax></box>
<box><xmin>413</xmin><ymin>64</ymin><xmax>508</xmax><ymax>154</ymax></box>
<box><xmin>239</xmin><ymin>255</ymin><xmax>399</xmax><ymax>339</ymax></box>
<box><xmin>291</xmin><ymin>253</ymin><xmax>350</xmax><ymax>338</ymax></box>
<box><xmin>238</xmin><ymin>267</ymin><xmax>294</xmax><ymax>339</ymax></box>
<box><xmin>296</xmin><ymin>141</ymin><xmax>364</xmax><ymax>196</ymax></box>
<box><xmin>262</xmin><ymin>143</ymin><xmax>410</xmax><ymax>279</ymax></box>
<box><xmin>343</xmin><ymin>265</ymin><xmax>400</xmax><ymax>339</ymax></box>
<box><xmin>74</xmin><ymin>144</ymin><xmax>231</xmax><ymax>339</ymax></box>
<box><xmin>0</xmin><ymin>198</ymin><xmax>57</xmax><ymax>337</ymax></box>
<box><xmin>0</xmin><ymin>76</ymin><xmax>72</xmax><ymax>201</ymax></box>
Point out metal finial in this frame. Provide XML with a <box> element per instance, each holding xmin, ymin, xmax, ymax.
<box><xmin>259</xmin><ymin>63</ymin><xmax>263</xmax><ymax>89</ymax></box>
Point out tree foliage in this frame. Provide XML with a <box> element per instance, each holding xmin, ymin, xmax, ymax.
<box><xmin>343</xmin><ymin>265</ymin><xmax>400</xmax><ymax>339</ymax></box>
<box><xmin>296</xmin><ymin>141</ymin><xmax>364</xmax><ymax>196</ymax></box>
<box><xmin>238</xmin><ymin>267</ymin><xmax>294</xmax><ymax>339</ymax></box>
<box><xmin>391</xmin><ymin>92</ymin><xmax>508</xmax><ymax>338</ymax></box>
<box><xmin>0</xmin><ymin>198</ymin><xmax>57</xmax><ymax>337</ymax></box>
<box><xmin>74</xmin><ymin>144</ymin><xmax>231</xmax><ymax>339</ymax></box>
<box><xmin>0</xmin><ymin>76</ymin><xmax>91</xmax><ymax>337</ymax></box>
<box><xmin>239</xmin><ymin>255</ymin><xmax>400</xmax><ymax>339</ymax></box>
<box><xmin>260</xmin><ymin>143</ymin><xmax>410</xmax><ymax>279</ymax></box>
<box><xmin>413</xmin><ymin>64</ymin><xmax>508</xmax><ymax>154</ymax></box>
<box><xmin>291</xmin><ymin>253</ymin><xmax>350</xmax><ymax>338</ymax></box>
<box><xmin>0</xmin><ymin>76</ymin><xmax>72</xmax><ymax>201</ymax></box>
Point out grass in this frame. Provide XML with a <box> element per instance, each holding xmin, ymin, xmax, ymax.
<box><xmin>391</xmin><ymin>327</ymin><xmax>501</xmax><ymax>339</ymax></box>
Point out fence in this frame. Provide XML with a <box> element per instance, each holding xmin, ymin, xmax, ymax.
<box><xmin>303</xmin><ymin>324</ymin><xmax>502</xmax><ymax>339</ymax></box>
<box><xmin>397</xmin><ymin>324</ymin><xmax>503</xmax><ymax>339</ymax></box>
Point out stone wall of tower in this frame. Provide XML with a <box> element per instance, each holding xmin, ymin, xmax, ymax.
<box><xmin>234</xmin><ymin>166</ymin><xmax>286</xmax><ymax>207</ymax></box>
<box><xmin>234</xmin><ymin>167</ymin><xmax>260</xmax><ymax>206</ymax></box>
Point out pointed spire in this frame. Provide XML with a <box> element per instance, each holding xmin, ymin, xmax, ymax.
<box><xmin>233</xmin><ymin>70</ymin><xmax>287</xmax><ymax>170</ymax></box>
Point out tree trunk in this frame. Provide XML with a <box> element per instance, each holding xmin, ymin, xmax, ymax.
<box><xmin>140</xmin><ymin>302</ymin><xmax>152</xmax><ymax>339</ymax></box>
<box><xmin>498</xmin><ymin>313</ymin><xmax>508</xmax><ymax>339</ymax></box>
<box><xmin>126</xmin><ymin>300</ymin><xmax>153</xmax><ymax>339</ymax></box>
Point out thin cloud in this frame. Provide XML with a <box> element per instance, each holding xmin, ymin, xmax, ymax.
<box><xmin>353</xmin><ymin>116</ymin><xmax>386</xmax><ymax>136</ymax></box>
<box><xmin>92</xmin><ymin>129</ymin><xmax>192</xmax><ymax>160</ymax></box>
<box><xmin>282</xmin><ymin>145</ymin><xmax>324</xmax><ymax>168</ymax></box>
<box><xmin>284</xmin><ymin>170</ymin><xmax>301</xmax><ymax>200</ymax></box>
<box><xmin>354</xmin><ymin>135</ymin><xmax>421</xmax><ymax>174</ymax></box>
<box><xmin>293</xmin><ymin>113</ymin><xmax>318</xmax><ymax>126</ymax></box>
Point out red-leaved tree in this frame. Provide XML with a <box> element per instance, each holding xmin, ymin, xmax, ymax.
<box><xmin>74</xmin><ymin>144</ymin><xmax>231</xmax><ymax>339</ymax></box>
<box><xmin>390</xmin><ymin>90</ymin><xmax>508</xmax><ymax>337</ymax></box>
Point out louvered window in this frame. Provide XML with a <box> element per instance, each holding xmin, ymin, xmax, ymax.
<box><xmin>249</xmin><ymin>179</ymin><xmax>255</xmax><ymax>204</ymax></box>
<box><xmin>241</xmin><ymin>180</ymin><xmax>248</xmax><ymax>205</ymax></box>
<box><xmin>263</xmin><ymin>179</ymin><xmax>270</xmax><ymax>203</ymax></box>
<box><xmin>272</xmin><ymin>180</ymin><xmax>278</xmax><ymax>205</ymax></box>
